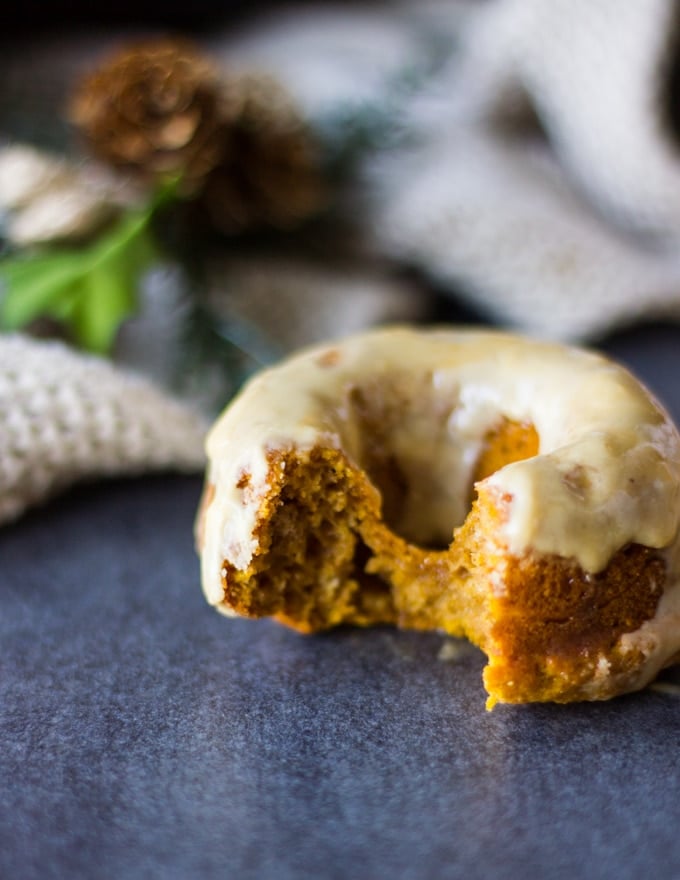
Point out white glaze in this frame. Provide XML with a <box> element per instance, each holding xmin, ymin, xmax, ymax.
<box><xmin>200</xmin><ymin>327</ymin><xmax>680</xmax><ymax>626</ymax></box>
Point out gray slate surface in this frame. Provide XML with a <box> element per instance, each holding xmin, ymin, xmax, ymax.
<box><xmin>2</xmin><ymin>322</ymin><xmax>680</xmax><ymax>880</ymax></box>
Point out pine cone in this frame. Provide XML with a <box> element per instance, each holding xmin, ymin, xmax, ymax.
<box><xmin>69</xmin><ymin>39</ymin><xmax>226</xmax><ymax>190</ymax></box>
<box><xmin>200</xmin><ymin>73</ymin><xmax>327</xmax><ymax>234</ymax></box>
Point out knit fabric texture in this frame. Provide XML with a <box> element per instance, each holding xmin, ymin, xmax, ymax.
<box><xmin>0</xmin><ymin>335</ymin><xmax>207</xmax><ymax>525</ymax></box>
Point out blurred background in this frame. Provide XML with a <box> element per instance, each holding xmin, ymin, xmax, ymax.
<box><xmin>3</xmin><ymin>0</ymin><xmax>680</xmax><ymax>414</ymax></box>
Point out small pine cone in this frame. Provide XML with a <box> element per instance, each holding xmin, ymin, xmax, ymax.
<box><xmin>200</xmin><ymin>73</ymin><xmax>327</xmax><ymax>234</ymax></box>
<box><xmin>69</xmin><ymin>39</ymin><xmax>226</xmax><ymax>190</ymax></box>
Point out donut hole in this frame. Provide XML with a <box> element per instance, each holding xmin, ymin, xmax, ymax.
<box><xmin>342</xmin><ymin>380</ymin><xmax>539</xmax><ymax>550</ymax></box>
<box><xmin>342</xmin><ymin>379</ymin><xmax>466</xmax><ymax>550</ymax></box>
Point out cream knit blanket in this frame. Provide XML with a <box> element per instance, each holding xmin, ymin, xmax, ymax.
<box><xmin>0</xmin><ymin>336</ymin><xmax>207</xmax><ymax>524</ymax></box>
<box><xmin>366</xmin><ymin>0</ymin><xmax>680</xmax><ymax>340</ymax></box>
<box><xmin>217</xmin><ymin>0</ymin><xmax>680</xmax><ymax>339</ymax></box>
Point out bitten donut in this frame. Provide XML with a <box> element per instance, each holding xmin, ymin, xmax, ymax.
<box><xmin>196</xmin><ymin>327</ymin><xmax>680</xmax><ymax>707</ymax></box>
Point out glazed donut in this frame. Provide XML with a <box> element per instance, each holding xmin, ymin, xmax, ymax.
<box><xmin>196</xmin><ymin>327</ymin><xmax>680</xmax><ymax>707</ymax></box>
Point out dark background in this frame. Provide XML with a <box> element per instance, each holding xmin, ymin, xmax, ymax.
<box><xmin>7</xmin><ymin>0</ymin><xmax>330</xmax><ymax>33</ymax></box>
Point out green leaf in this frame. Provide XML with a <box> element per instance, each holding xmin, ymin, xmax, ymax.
<box><xmin>70</xmin><ymin>265</ymin><xmax>138</xmax><ymax>354</ymax></box>
<box><xmin>0</xmin><ymin>252</ymin><xmax>86</xmax><ymax>329</ymax></box>
<box><xmin>0</xmin><ymin>183</ymin><xmax>170</xmax><ymax>353</ymax></box>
